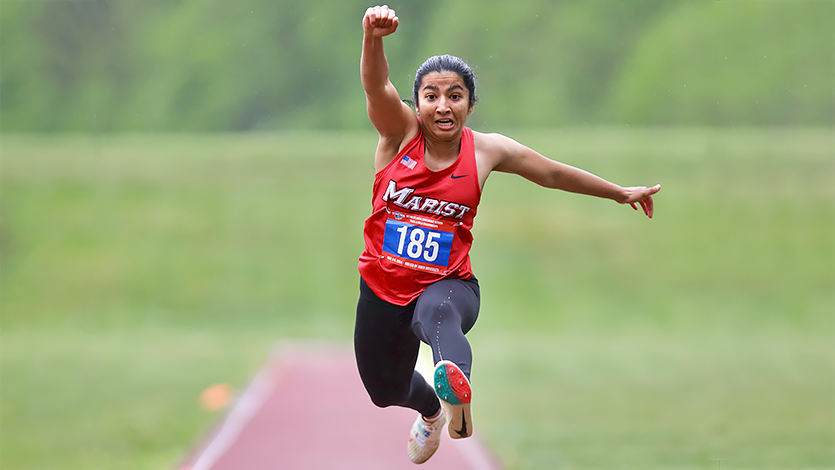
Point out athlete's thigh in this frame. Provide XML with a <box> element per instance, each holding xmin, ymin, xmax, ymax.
<box><xmin>413</xmin><ymin>277</ymin><xmax>480</xmax><ymax>335</ymax></box>
<box><xmin>354</xmin><ymin>279</ymin><xmax>420</xmax><ymax>385</ymax></box>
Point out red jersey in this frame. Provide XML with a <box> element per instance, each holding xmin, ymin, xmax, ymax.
<box><xmin>358</xmin><ymin>126</ymin><xmax>482</xmax><ymax>305</ymax></box>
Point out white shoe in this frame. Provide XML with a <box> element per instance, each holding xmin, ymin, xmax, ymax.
<box><xmin>407</xmin><ymin>410</ymin><xmax>446</xmax><ymax>464</ymax></box>
<box><xmin>434</xmin><ymin>360</ymin><xmax>473</xmax><ymax>439</ymax></box>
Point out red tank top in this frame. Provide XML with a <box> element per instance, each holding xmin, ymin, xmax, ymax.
<box><xmin>358</xmin><ymin>126</ymin><xmax>481</xmax><ymax>305</ymax></box>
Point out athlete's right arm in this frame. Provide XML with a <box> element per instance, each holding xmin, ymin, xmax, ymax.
<box><xmin>361</xmin><ymin>5</ymin><xmax>419</xmax><ymax>170</ymax></box>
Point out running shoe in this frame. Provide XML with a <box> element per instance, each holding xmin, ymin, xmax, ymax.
<box><xmin>407</xmin><ymin>410</ymin><xmax>446</xmax><ymax>464</ymax></box>
<box><xmin>434</xmin><ymin>360</ymin><xmax>473</xmax><ymax>439</ymax></box>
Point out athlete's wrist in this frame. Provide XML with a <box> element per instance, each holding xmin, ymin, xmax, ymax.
<box><xmin>612</xmin><ymin>185</ymin><xmax>630</xmax><ymax>204</ymax></box>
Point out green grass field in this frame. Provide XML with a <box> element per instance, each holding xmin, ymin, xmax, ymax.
<box><xmin>2</xmin><ymin>128</ymin><xmax>833</xmax><ymax>469</ymax></box>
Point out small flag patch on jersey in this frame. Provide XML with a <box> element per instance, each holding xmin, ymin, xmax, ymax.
<box><xmin>400</xmin><ymin>155</ymin><xmax>417</xmax><ymax>170</ymax></box>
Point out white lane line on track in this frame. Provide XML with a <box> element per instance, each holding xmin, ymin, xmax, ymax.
<box><xmin>186</xmin><ymin>342</ymin><xmax>502</xmax><ymax>470</ymax></box>
<box><xmin>457</xmin><ymin>432</ymin><xmax>502</xmax><ymax>470</ymax></box>
<box><xmin>189</xmin><ymin>353</ymin><xmax>279</xmax><ymax>470</ymax></box>
<box><xmin>418</xmin><ymin>343</ymin><xmax>502</xmax><ymax>470</ymax></box>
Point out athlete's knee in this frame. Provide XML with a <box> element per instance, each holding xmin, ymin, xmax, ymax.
<box><xmin>365</xmin><ymin>384</ymin><xmax>410</xmax><ymax>409</ymax></box>
<box><xmin>415</xmin><ymin>295</ymin><xmax>458</xmax><ymax>327</ymax></box>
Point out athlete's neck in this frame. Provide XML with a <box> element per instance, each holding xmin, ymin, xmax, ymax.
<box><xmin>423</xmin><ymin>135</ymin><xmax>461</xmax><ymax>171</ymax></box>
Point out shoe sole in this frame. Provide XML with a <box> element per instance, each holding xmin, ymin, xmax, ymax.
<box><xmin>434</xmin><ymin>360</ymin><xmax>473</xmax><ymax>439</ymax></box>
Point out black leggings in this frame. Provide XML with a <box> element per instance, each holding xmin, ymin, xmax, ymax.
<box><xmin>354</xmin><ymin>276</ymin><xmax>480</xmax><ymax>418</ymax></box>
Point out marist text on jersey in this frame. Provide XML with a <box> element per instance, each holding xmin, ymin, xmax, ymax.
<box><xmin>381</xmin><ymin>179</ymin><xmax>472</xmax><ymax>220</ymax></box>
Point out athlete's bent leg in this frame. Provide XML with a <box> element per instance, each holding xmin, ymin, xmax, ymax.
<box><xmin>411</xmin><ymin>277</ymin><xmax>480</xmax><ymax>378</ymax></box>
<box><xmin>411</xmin><ymin>277</ymin><xmax>480</xmax><ymax>439</ymax></box>
<box><xmin>354</xmin><ymin>278</ymin><xmax>441</xmax><ymax>418</ymax></box>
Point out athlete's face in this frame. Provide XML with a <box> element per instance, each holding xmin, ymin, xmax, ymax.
<box><xmin>416</xmin><ymin>72</ymin><xmax>474</xmax><ymax>140</ymax></box>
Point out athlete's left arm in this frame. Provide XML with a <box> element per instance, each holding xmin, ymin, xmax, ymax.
<box><xmin>477</xmin><ymin>132</ymin><xmax>661</xmax><ymax>218</ymax></box>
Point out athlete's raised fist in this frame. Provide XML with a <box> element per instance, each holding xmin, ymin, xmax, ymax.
<box><xmin>363</xmin><ymin>5</ymin><xmax>399</xmax><ymax>38</ymax></box>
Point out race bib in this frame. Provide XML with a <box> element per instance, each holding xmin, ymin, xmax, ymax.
<box><xmin>382</xmin><ymin>211</ymin><xmax>455</xmax><ymax>273</ymax></box>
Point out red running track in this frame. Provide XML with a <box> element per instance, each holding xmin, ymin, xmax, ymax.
<box><xmin>180</xmin><ymin>343</ymin><xmax>502</xmax><ymax>470</ymax></box>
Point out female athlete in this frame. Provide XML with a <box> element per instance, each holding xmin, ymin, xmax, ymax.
<box><xmin>355</xmin><ymin>5</ymin><xmax>661</xmax><ymax>464</ymax></box>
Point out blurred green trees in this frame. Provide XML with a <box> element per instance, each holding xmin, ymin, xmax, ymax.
<box><xmin>612</xmin><ymin>1</ymin><xmax>834</xmax><ymax>126</ymax></box>
<box><xmin>1</xmin><ymin>0</ymin><xmax>832</xmax><ymax>132</ymax></box>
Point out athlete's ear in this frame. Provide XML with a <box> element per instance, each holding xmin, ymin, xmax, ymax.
<box><xmin>467</xmin><ymin>103</ymin><xmax>474</xmax><ymax>116</ymax></box>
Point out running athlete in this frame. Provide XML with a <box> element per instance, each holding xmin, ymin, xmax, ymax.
<box><xmin>355</xmin><ymin>5</ymin><xmax>661</xmax><ymax>464</ymax></box>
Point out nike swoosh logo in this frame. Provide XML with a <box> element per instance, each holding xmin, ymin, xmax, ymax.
<box><xmin>451</xmin><ymin>174</ymin><xmax>468</xmax><ymax>179</ymax></box>
<box><xmin>455</xmin><ymin>411</ymin><xmax>468</xmax><ymax>437</ymax></box>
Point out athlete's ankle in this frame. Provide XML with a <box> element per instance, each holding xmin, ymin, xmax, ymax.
<box><xmin>423</xmin><ymin>409</ymin><xmax>442</xmax><ymax>422</ymax></box>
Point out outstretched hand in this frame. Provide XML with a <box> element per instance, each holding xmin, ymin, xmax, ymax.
<box><xmin>621</xmin><ymin>184</ymin><xmax>661</xmax><ymax>219</ymax></box>
<box><xmin>363</xmin><ymin>5</ymin><xmax>399</xmax><ymax>38</ymax></box>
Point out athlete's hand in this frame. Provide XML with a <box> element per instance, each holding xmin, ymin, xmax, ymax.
<box><xmin>620</xmin><ymin>184</ymin><xmax>661</xmax><ymax>219</ymax></box>
<box><xmin>363</xmin><ymin>5</ymin><xmax>399</xmax><ymax>38</ymax></box>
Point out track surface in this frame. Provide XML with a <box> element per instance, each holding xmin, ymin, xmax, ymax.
<box><xmin>180</xmin><ymin>343</ymin><xmax>502</xmax><ymax>470</ymax></box>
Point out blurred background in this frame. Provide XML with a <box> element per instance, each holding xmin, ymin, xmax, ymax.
<box><xmin>2</xmin><ymin>0</ymin><xmax>833</xmax><ymax>131</ymax></box>
<box><xmin>1</xmin><ymin>1</ymin><xmax>833</xmax><ymax>469</ymax></box>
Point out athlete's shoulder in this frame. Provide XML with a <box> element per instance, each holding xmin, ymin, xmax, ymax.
<box><xmin>471</xmin><ymin>130</ymin><xmax>531</xmax><ymax>177</ymax></box>
<box><xmin>472</xmin><ymin>130</ymin><xmax>522</xmax><ymax>156</ymax></box>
